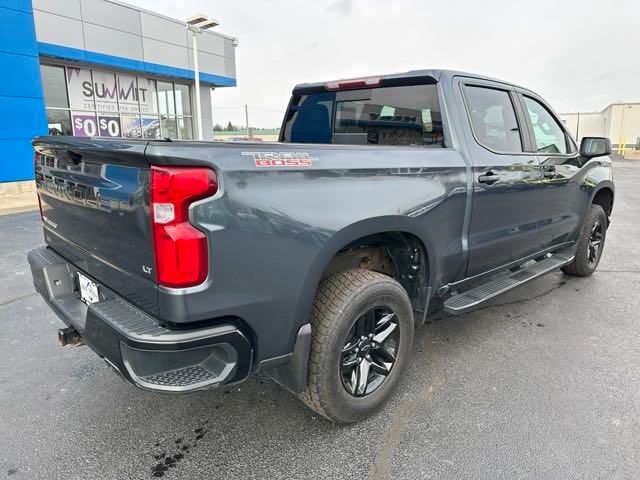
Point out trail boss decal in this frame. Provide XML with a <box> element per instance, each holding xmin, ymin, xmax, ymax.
<box><xmin>242</xmin><ymin>152</ymin><xmax>317</xmax><ymax>167</ymax></box>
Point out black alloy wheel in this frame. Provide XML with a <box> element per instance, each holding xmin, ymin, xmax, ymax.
<box><xmin>562</xmin><ymin>204</ymin><xmax>608</xmax><ymax>277</ymax></box>
<box><xmin>587</xmin><ymin>218</ymin><xmax>604</xmax><ymax>266</ymax></box>
<box><xmin>340</xmin><ymin>307</ymin><xmax>400</xmax><ymax>397</ymax></box>
<box><xmin>299</xmin><ymin>269</ymin><xmax>414</xmax><ymax>423</ymax></box>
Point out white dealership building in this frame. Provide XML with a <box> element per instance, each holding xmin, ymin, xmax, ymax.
<box><xmin>0</xmin><ymin>0</ymin><xmax>237</xmax><ymax>186</ymax></box>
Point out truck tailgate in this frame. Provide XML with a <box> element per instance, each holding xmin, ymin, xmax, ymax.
<box><xmin>33</xmin><ymin>138</ymin><xmax>159</xmax><ymax>315</ymax></box>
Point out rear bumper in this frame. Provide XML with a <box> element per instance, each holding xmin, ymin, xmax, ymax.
<box><xmin>27</xmin><ymin>246</ymin><xmax>253</xmax><ymax>393</ymax></box>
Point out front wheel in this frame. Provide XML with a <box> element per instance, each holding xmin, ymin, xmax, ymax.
<box><xmin>300</xmin><ymin>269</ymin><xmax>414</xmax><ymax>423</ymax></box>
<box><xmin>562</xmin><ymin>204</ymin><xmax>608</xmax><ymax>277</ymax></box>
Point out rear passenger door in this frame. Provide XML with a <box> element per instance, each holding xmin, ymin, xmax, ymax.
<box><xmin>457</xmin><ymin>79</ymin><xmax>545</xmax><ymax>277</ymax></box>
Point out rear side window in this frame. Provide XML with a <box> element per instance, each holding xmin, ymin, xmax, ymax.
<box><xmin>463</xmin><ymin>85</ymin><xmax>522</xmax><ymax>153</ymax></box>
<box><xmin>523</xmin><ymin>96</ymin><xmax>568</xmax><ymax>154</ymax></box>
<box><xmin>282</xmin><ymin>84</ymin><xmax>443</xmax><ymax>147</ymax></box>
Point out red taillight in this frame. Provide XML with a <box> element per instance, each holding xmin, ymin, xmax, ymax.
<box><xmin>150</xmin><ymin>166</ymin><xmax>218</xmax><ymax>288</ymax></box>
<box><xmin>325</xmin><ymin>76</ymin><xmax>382</xmax><ymax>91</ymax></box>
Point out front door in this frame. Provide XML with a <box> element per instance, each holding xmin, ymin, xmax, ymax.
<box><xmin>518</xmin><ymin>93</ymin><xmax>586</xmax><ymax>249</ymax></box>
<box><xmin>457</xmin><ymin>80</ymin><xmax>545</xmax><ymax>277</ymax></box>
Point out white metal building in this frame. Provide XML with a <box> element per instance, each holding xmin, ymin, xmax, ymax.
<box><xmin>559</xmin><ymin>103</ymin><xmax>640</xmax><ymax>148</ymax></box>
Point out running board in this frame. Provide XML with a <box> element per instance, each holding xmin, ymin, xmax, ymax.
<box><xmin>443</xmin><ymin>252</ymin><xmax>574</xmax><ymax>314</ymax></box>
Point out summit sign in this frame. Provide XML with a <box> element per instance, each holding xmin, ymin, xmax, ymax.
<box><xmin>67</xmin><ymin>68</ymin><xmax>157</xmax><ymax>114</ymax></box>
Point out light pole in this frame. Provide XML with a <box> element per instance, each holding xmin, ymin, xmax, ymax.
<box><xmin>186</xmin><ymin>14</ymin><xmax>219</xmax><ymax>141</ymax></box>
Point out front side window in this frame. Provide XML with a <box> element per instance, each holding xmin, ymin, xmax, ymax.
<box><xmin>282</xmin><ymin>83</ymin><xmax>443</xmax><ymax>146</ymax></box>
<box><xmin>523</xmin><ymin>96</ymin><xmax>568</xmax><ymax>154</ymax></box>
<box><xmin>464</xmin><ymin>85</ymin><xmax>522</xmax><ymax>153</ymax></box>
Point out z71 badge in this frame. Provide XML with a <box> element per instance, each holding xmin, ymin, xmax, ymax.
<box><xmin>242</xmin><ymin>151</ymin><xmax>316</xmax><ymax>167</ymax></box>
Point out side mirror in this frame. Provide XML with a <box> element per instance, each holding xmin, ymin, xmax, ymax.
<box><xmin>580</xmin><ymin>137</ymin><xmax>611</xmax><ymax>159</ymax></box>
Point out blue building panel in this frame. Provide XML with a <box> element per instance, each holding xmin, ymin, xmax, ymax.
<box><xmin>0</xmin><ymin>96</ymin><xmax>46</xmax><ymax>139</ymax></box>
<box><xmin>0</xmin><ymin>139</ymin><xmax>38</xmax><ymax>182</ymax></box>
<box><xmin>0</xmin><ymin>0</ymin><xmax>32</xmax><ymax>14</ymax></box>
<box><xmin>37</xmin><ymin>42</ymin><xmax>236</xmax><ymax>87</ymax></box>
<box><xmin>0</xmin><ymin>6</ymin><xmax>38</xmax><ymax>57</ymax></box>
<box><xmin>0</xmin><ymin>50</ymin><xmax>44</xmax><ymax>99</ymax></box>
<box><xmin>0</xmin><ymin>1</ymin><xmax>46</xmax><ymax>183</ymax></box>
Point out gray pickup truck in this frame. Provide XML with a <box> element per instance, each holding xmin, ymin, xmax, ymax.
<box><xmin>29</xmin><ymin>69</ymin><xmax>614</xmax><ymax>423</ymax></box>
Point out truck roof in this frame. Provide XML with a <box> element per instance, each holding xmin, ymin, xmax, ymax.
<box><xmin>292</xmin><ymin>69</ymin><xmax>525</xmax><ymax>94</ymax></box>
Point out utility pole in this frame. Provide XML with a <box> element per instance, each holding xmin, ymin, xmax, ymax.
<box><xmin>244</xmin><ymin>104</ymin><xmax>250</xmax><ymax>139</ymax></box>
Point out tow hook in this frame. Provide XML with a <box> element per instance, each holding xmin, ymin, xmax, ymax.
<box><xmin>58</xmin><ymin>327</ymin><xmax>83</xmax><ymax>347</ymax></box>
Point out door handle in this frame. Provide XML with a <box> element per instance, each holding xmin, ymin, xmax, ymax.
<box><xmin>478</xmin><ymin>171</ymin><xmax>499</xmax><ymax>185</ymax></box>
<box><xmin>542</xmin><ymin>166</ymin><xmax>556</xmax><ymax>179</ymax></box>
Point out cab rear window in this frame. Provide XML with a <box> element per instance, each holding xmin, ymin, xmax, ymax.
<box><xmin>281</xmin><ymin>84</ymin><xmax>443</xmax><ymax>147</ymax></box>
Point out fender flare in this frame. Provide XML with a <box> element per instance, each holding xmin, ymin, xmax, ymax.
<box><xmin>588</xmin><ymin>180</ymin><xmax>615</xmax><ymax>206</ymax></box>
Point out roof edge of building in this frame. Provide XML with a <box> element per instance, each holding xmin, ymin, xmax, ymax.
<box><xmin>92</xmin><ymin>0</ymin><xmax>237</xmax><ymax>42</ymax></box>
<box><xmin>559</xmin><ymin>102</ymin><xmax>640</xmax><ymax>116</ymax></box>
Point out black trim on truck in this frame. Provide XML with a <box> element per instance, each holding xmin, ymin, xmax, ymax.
<box><xmin>28</xmin><ymin>246</ymin><xmax>253</xmax><ymax>393</ymax></box>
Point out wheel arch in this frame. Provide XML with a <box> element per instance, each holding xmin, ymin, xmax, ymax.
<box><xmin>590</xmin><ymin>183</ymin><xmax>614</xmax><ymax>219</ymax></box>
<box><xmin>294</xmin><ymin>216</ymin><xmax>436</xmax><ymax>332</ymax></box>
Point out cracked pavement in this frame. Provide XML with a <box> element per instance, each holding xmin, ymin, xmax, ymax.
<box><xmin>1</xmin><ymin>160</ymin><xmax>639</xmax><ymax>479</ymax></box>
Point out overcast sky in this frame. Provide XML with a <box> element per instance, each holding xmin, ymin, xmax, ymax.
<box><xmin>129</xmin><ymin>0</ymin><xmax>640</xmax><ymax>128</ymax></box>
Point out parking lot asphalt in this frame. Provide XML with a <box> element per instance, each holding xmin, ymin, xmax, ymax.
<box><xmin>1</xmin><ymin>160</ymin><xmax>639</xmax><ymax>480</ymax></box>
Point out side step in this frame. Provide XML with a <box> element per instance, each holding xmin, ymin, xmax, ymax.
<box><xmin>443</xmin><ymin>252</ymin><xmax>574</xmax><ymax>314</ymax></box>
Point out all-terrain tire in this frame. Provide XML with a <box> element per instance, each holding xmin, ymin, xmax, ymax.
<box><xmin>562</xmin><ymin>204</ymin><xmax>608</xmax><ymax>277</ymax></box>
<box><xmin>299</xmin><ymin>268</ymin><xmax>414</xmax><ymax>423</ymax></box>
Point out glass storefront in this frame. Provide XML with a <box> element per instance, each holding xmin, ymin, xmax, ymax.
<box><xmin>41</xmin><ymin>64</ymin><xmax>194</xmax><ymax>140</ymax></box>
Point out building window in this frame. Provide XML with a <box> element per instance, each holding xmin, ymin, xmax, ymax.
<box><xmin>40</xmin><ymin>65</ymin><xmax>69</xmax><ymax>108</ymax></box>
<box><xmin>157</xmin><ymin>80</ymin><xmax>193</xmax><ymax>139</ymax></box>
<box><xmin>161</xmin><ymin>116</ymin><xmax>178</xmax><ymax>139</ymax></box>
<box><xmin>177</xmin><ymin>116</ymin><xmax>193</xmax><ymax>139</ymax></box>
<box><xmin>175</xmin><ymin>83</ymin><xmax>192</xmax><ymax>115</ymax></box>
<box><xmin>41</xmin><ymin>64</ymin><xmax>194</xmax><ymax>140</ymax></box>
<box><xmin>46</xmin><ymin>109</ymin><xmax>72</xmax><ymax>136</ymax></box>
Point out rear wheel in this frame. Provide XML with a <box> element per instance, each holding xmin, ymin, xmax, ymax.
<box><xmin>300</xmin><ymin>269</ymin><xmax>414</xmax><ymax>423</ymax></box>
<box><xmin>562</xmin><ymin>204</ymin><xmax>608</xmax><ymax>277</ymax></box>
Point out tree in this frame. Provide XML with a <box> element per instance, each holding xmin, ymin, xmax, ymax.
<box><xmin>226</xmin><ymin>121</ymin><xmax>235</xmax><ymax>131</ymax></box>
<box><xmin>213</xmin><ymin>123</ymin><xmax>223</xmax><ymax>132</ymax></box>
